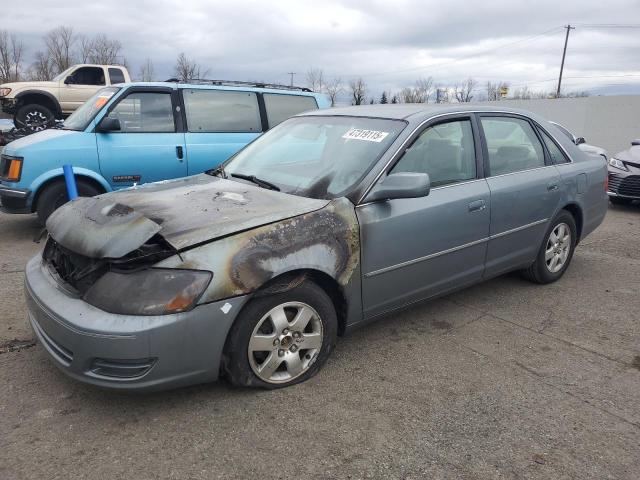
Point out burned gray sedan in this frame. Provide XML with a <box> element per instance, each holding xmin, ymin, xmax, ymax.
<box><xmin>25</xmin><ymin>105</ymin><xmax>608</xmax><ymax>391</ymax></box>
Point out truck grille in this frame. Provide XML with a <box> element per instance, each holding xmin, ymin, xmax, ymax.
<box><xmin>609</xmin><ymin>173</ymin><xmax>640</xmax><ymax>198</ymax></box>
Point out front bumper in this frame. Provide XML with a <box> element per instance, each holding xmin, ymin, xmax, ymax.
<box><xmin>0</xmin><ymin>184</ymin><xmax>31</xmax><ymax>213</ymax></box>
<box><xmin>608</xmin><ymin>166</ymin><xmax>640</xmax><ymax>200</ymax></box>
<box><xmin>1</xmin><ymin>97</ymin><xmax>18</xmax><ymax>115</ymax></box>
<box><xmin>24</xmin><ymin>255</ymin><xmax>249</xmax><ymax>391</ymax></box>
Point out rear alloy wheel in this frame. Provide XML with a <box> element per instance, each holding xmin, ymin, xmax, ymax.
<box><xmin>15</xmin><ymin>104</ymin><xmax>55</xmax><ymax>133</ymax></box>
<box><xmin>522</xmin><ymin>210</ymin><xmax>577</xmax><ymax>284</ymax></box>
<box><xmin>223</xmin><ymin>280</ymin><xmax>337</xmax><ymax>389</ymax></box>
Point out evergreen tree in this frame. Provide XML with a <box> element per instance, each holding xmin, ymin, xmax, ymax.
<box><xmin>380</xmin><ymin>91</ymin><xmax>388</xmax><ymax>104</ymax></box>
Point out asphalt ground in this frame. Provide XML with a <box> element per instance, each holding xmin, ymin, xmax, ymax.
<box><xmin>1</xmin><ymin>204</ymin><xmax>639</xmax><ymax>479</ymax></box>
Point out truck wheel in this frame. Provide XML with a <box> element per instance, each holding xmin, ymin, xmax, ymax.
<box><xmin>15</xmin><ymin>104</ymin><xmax>55</xmax><ymax>133</ymax></box>
<box><xmin>36</xmin><ymin>178</ymin><xmax>102</xmax><ymax>224</ymax></box>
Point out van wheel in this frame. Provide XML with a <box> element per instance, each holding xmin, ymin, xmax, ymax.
<box><xmin>522</xmin><ymin>210</ymin><xmax>577</xmax><ymax>284</ymax></box>
<box><xmin>15</xmin><ymin>104</ymin><xmax>55</xmax><ymax>133</ymax></box>
<box><xmin>36</xmin><ymin>178</ymin><xmax>102</xmax><ymax>224</ymax></box>
<box><xmin>222</xmin><ymin>280</ymin><xmax>337</xmax><ymax>389</ymax></box>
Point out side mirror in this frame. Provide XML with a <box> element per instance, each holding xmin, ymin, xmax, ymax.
<box><xmin>632</xmin><ymin>139</ymin><xmax>640</xmax><ymax>146</ymax></box>
<box><xmin>97</xmin><ymin>117</ymin><xmax>121</xmax><ymax>132</ymax></box>
<box><xmin>366</xmin><ymin>172</ymin><xmax>430</xmax><ymax>202</ymax></box>
<box><xmin>575</xmin><ymin>137</ymin><xmax>586</xmax><ymax>145</ymax></box>
<box><xmin>64</xmin><ymin>76</ymin><xmax>75</xmax><ymax>85</ymax></box>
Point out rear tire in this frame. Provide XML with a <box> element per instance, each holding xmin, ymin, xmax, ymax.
<box><xmin>522</xmin><ymin>210</ymin><xmax>577</xmax><ymax>284</ymax></box>
<box><xmin>36</xmin><ymin>178</ymin><xmax>102</xmax><ymax>224</ymax></box>
<box><xmin>609</xmin><ymin>196</ymin><xmax>633</xmax><ymax>206</ymax></box>
<box><xmin>14</xmin><ymin>103</ymin><xmax>55</xmax><ymax>133</ymax></box>
<box><xmin>222</xmin><ymin>280</ymin><xmax>338</xmax><ymax>389</ymax></box>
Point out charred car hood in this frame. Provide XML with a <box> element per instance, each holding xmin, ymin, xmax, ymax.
<box><xmin>46</xmin><ymin>174</ymin><xmax>329</xmax><ymax>258</ymax></box>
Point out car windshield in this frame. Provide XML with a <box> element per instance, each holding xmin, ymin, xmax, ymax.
<box><xmin>63</xmin><ymin>87</ymin><xmax>120</xmax><ymax>131</ymax></box>
<box><xmin>223</xmin><ymin>116</ymin><xmax>406</xmax><ymax>199</ymax></box>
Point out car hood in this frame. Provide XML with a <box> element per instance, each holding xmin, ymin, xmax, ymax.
<box><xmin>615</xmin><ymin>145</ymin><xmax>640</xmax><ymax>166</ymax></box>
<box><xmin>1</xmin><ymin>81</ymin><xmax>58</xmax><ymax>92</ymax></box>
<box><xmin>45</xmin><ymin>174</ymin><xmax>330</xmax><ymax>258</ymax></box>
<box><xmin>3</xmin><ymin>128</ymin><xmax>79</xmax><ymax>156</ymax></box>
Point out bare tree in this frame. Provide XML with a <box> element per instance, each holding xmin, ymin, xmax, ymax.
<box><xmin>78</xmin><ymin>35</ymin><xmax>93</xmax><ymax>63</ymax></box>
<box><xmin>400</xmin><ymin>77</ymin><xmax>434</xmax><ymax>103</ymax></box>
<box><xmin>28</xmin><ymin>51</ymin><xmax>55</xmax><ymax>80</ymax></box>
<box><xmin>349</xmin><ymin>77</ymin><xmax>367</xmax><ymax>105</ymax></box>
<box><xmin>435</xmin><ymin>86</ymin><xmax>450</xmax><ymax>103</ymax></box>
<box><xmin>324</xmin><ymin>77</ymin><xmax>343</xmax><ymax>106</ymax></box>
<box><xmin>0</xmin><ymin>30</ymin><xmax>25</xmax><ymax>83</ymax></box>
<box><xmin>88</xmin><ymin>34</ymin><xmax>122</xmax><ymax>64</ymax></box>
<box><xmin>174</xmin><ymin>52</ymin><xmax>208</xmax><ymax>81</ymax></box>
<box><xmin>138</xmin><ymin>58</ymin><xmax>155</xmax><ymax>81</ymax></box>
<box><xmin>45</xmin><ymin>26</ymin><xmax>76</xmax><ymax>74</ymax></box>
<box><xmin>453</xmin><ymin>77</ymin><xmax>477</xmax><ymax>102</ymax></box>
<box><xmin>486</xmin><ymin>81</ymin><xmax>509</xmax><ymax>101</ymax></box>
<box><xmin>306</xmin><ymin>67</ymin><xmax>324</xmax><ymax>93</ymax></box>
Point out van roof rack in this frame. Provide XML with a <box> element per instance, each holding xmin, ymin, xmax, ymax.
<box><xmin>164</xmin><ymin>78</ymin><xmax>312</xmax><ymax>92</ymax></box>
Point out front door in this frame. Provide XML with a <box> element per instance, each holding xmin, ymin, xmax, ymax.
<box><xmin>96</xmin><ymin>88</ymin><xmax>187</xmax><ymax>189</ymax></box>
<box><xmin>478</xmin><ymin>114</ymin><xmax>562</xmax><ymax>277</ymax></box>
<box><xmin>358</xmin><ymin>116</ymin><xmax>490</xmax><ymax>318</ymax></box>
<box><xmin>59</xmin><ymin>66</ymin><xmax>107</xmax><ymax>112</ymax></box>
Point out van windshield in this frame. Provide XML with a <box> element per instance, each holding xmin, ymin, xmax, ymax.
<box><xmin>63</xmin><ymin>87</ymin><xmax>120</xmax><ymax>131</ymax></box>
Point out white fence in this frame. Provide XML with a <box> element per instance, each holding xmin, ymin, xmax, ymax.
<box><xmin>474</xmin><ymin>95</ymin><xmax>640</xmax><ymax>157</ymax></box>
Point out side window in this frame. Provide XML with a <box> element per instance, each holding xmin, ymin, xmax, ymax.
<box><xmin>108</xmin><ymin>68</ymin><xmax>125</xmax><ymax>84</ymax></box>
<box><xmin>107</xmin><ymin>92</ymin><xmax>175</xmax><ymax>133</ymax></box>
<box><xmin>69</xmin><ymin>67</ymin><xmax>105</xmax><ymax>86</ymax></box>
<box><xmin>392</xmin><ymin>119</ymin><xmax>476</xmax><ymax>187</ymax></box>
<box><xmin>263</xmin><ymin>94</ymin><xmax>318</xmax><ymax>128</ymax></box>
<box><xmin>540</xmin><ymin>129</ymin><xmax>570</xmax><ymax>164</ymax></box>
<box><xmin>182</xmin><ymin>89</ymin><xmax>261</xmax><ymax>132</ymax></box>
<box><xmin>480</xmin><ymin>117</ymin><xmax>545</xmax><ymax>176</ymax></box>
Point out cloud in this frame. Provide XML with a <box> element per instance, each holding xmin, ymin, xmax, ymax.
<box><xmin>5</xmin><ymin>0</ymin><xmax>640</xmax><ymax>96</ymax></box>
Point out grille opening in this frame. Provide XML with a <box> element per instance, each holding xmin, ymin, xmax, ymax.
<box><xmin>89</xmin><ymin>357</ymin><xmax>157</xmax><ymax>379</ymax></box>
<box><xmin>42</xmin><ymin>235</ymin><xmax>176</xmax><ymax>293</ymax></box>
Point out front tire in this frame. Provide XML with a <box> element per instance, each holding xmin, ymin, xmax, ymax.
<box><xmin>522</xmin><ymin>210</ymin><xmax>577</xmax><ymax>284</ymax></box>
<box><xmin>14</xmin><ymin>103</ymin><xmax>55</xmax><ymax>133</ymax></box>
<box><xmin>36</xmin><ymin>178</ymin><xmax>102</xmax><ymax>224</ymax></box>
<box><xmin>223</xmin><ymin>280</ymin><xmax>338</xmax><ymax>389</ymax></box>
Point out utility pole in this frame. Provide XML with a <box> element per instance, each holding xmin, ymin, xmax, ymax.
<box><xmin>556</xmin><ymin>24</ymin><xmax>575</xmax><ymax>98</ymax></box>
<box><xmin>287</xmin><ymin>72</ymin><xmax>296</xmax><ymax>87</ymax></box>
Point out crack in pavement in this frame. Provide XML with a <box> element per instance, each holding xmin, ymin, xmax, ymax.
<box><xmin>0</xmin><ymin>339</ymin><xmax>37</xmax><ymax>354</ymax></box>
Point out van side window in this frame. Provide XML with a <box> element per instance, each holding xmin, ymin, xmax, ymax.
<box><xmin>182</xmin><ymin>89</ymin><xmax>261</xmax><ymax>133</ymax></box>
<box><xmin>480</xmin><ymin>117</ymin><xmax>545</xmax><ymax>176</ymax></box>
<box><xmin>263</xmin><ymin>94</ymin><xmax>318</xmax><ymax>128</ymax></box>
<box><xmin>108</xmin><ymin>68</ymin><xmax>125</xmax><ymax>84</ymax></box>
<box><xmin>392</xmin><ymin>119</ymin><xmax>476</xmax><ymax>187</ymax></box>
<box><xmin>540</xmin><ymin>130</ymin><xmax>570</xmax><ymax>164</ymax></box>
<box><xmin>68</xmin><ymin>67</ymin><xmax>105</xmax><ymax>86</ymax></box>
<box><xmin>107</xmin><ymin>92</ymin><xmax>175</xmax><ymax>133</ymax></box>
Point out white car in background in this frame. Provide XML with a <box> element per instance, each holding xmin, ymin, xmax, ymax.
<box><xmin>550</xmin><ymin>121</ymin><xmax>608</xmax><ymax>161</ymax></box>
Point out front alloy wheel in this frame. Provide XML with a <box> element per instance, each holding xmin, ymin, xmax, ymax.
<box><xmin>223</xmin><ymin>280</ymin><xmax>337</xmax><ymax>389</ymax></box>
<box><xmin>248</xmin><ymin>302</ymin><xmax>323</xmax><ymax>384</ymax></box>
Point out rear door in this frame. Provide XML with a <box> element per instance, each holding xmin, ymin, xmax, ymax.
<box><xmin>181</xmin><ymin>89</ymin><xmax>262</xmax><ymax>174</ymax></box>
<box><xmin>478</xmin><ymin>114</ymin><xmax>562</xmax><ymax>277</ymax></box>
<box><xmin>96</xmin><ymin>87</ymin><xmax>187</xmax><ymax>188</ymax></box>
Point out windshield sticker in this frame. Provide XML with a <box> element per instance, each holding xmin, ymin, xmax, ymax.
<box><xmin>342</xmin><ymin>129</ymin><xmax>390</xmax><ymax>143</ymax></box>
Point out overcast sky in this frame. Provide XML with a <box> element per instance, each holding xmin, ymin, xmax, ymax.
<box><xmin>6</xmin><ymin>0</ymin><xmax>640</xmax><ymax>99</ymax></box>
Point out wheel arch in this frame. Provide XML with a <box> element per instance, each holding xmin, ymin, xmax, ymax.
<box><xmin>15</xmin><ymin>90</ymin><xmax>63</xmax><ymax>118</ymax></box>
<box><xmin>561</xmin><ymin>203</ymin><xmax>584</xmax><ymax>243</ymax></box>
<box><xmin>249</xmin><ymin>269</ymin><xmax>349</xmax><ymax>336</ymax></box>
<box><xmin>31</xmin><ymin>169</ymin><xmax>110</xmax><ymax>212</ymax></box>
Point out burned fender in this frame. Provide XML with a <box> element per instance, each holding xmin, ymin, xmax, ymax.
<box><xmin>156</xmin><ymin>197</ymin><xmax>360</xmax><ymax>303</ymax></box>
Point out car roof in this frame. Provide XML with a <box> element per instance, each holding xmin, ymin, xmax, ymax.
<box><xmin>300</xmin><ymin>103</ymin><xmax>544</xmax><ymax>122</ymax></box>
<box><xmin>120</xmin><ymin>81</ymin><xmax>321</xmax><ymax>97</ymax></box>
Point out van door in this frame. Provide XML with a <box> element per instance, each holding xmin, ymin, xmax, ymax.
<box><xmin>96</xmin><ymin>87</ymin><xmax>187</xmax><ymax>188</ymax></box>
<box><xmin>181</xmin><ymin>89</ymin><xmax>262</xmax><ymax>174</ymax></box>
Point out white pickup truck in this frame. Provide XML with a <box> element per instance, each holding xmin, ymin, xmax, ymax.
<box><xmin>0</xmin><ymin>64</ymin><xmax>131</xmax><ymax>132</ymax></box>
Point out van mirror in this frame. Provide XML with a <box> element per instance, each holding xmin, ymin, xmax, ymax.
<box><xmin>97</xmin><ymin>117</ymin><xmax>121</xmax><ymax>132</ymax></box>
<box><xmin>575</xmin><ymin>137</ymin><xmax>586</xmax><ymax>145</ymax></box>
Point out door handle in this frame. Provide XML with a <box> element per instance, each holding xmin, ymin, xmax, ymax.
<box><xmin>176</xmin><ymin>146</ymin><xmax>184</xmax><ymax>161</ymax></box>
<box><xmin>547</xmin><ymin>183</ymin><xmax>559</xmax><ymax>191</ymax></box>
<box><xmin>468</xmin><ymin>199</ymin><xmax>486</xmax><ymax>212</ymax></box>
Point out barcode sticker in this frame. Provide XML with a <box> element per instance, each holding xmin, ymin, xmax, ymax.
<box><xmin>342</xmin><ymin>129</ymin><xmax>390</xmax><ymax>143</ymax></box>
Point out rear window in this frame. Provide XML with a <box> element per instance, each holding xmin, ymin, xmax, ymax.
<box><xmin>182</xmin><ymin>89</ymin><xmax>261</xmax><ymax>133</ymax></box>
<box><xmin>109</xmin><ymin>68</ymin><xmax>125</xmax><ymax>84</ymax></box>
<box><xmin>263</xmin><ymin>94</ymin><xmax>318</xmax><ymax>128</ymax></box>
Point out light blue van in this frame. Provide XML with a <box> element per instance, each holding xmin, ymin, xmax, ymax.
<box><xmin>0</xmin><ymin>80</ymin><xmax>330</xmax><ymax>221</ymax></box>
